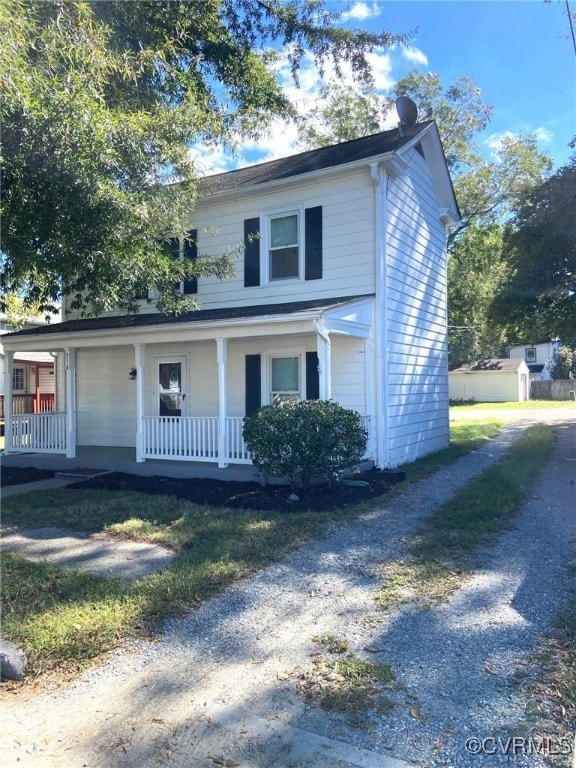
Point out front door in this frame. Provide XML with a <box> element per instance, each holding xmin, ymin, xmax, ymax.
<box><xmin>155</xmin><ymin>357</ymin><xmax>187</xmax><ymax>416</ymax></box>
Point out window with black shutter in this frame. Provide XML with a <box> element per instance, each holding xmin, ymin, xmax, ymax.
<box><xmin>244</xmin><ymin>206</ymin><xmax>322</xmax><ymax>286</ymax></box>
<box><xmin>306</xmin><ymin>351</ymin><xmax>320</xmax><ymax>400</ymax></box>
<box><xmin>304</xmin><ymin>206</ymin><xmax>322</xmax><ymax>281</ymax></box>
<box><xmin>244</xmin><ymin>218</ymin><xmax>261</xmax><ymax>287</ymax></box>
<box><xmin>183</xmin><ymin>229</ymin><xmax>198</xmax><ymax>294</ymax></box>
<box><xmin>245</xmin><ymin>354</ymin><xmax>262</xmax><ymax>415</ymax></box>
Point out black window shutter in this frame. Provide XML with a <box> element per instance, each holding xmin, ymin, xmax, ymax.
<box><xmin>244</xmin><ymin>218</ymin><xmax>260</xmax><ymax>287</ymax></box>
<box><xmin>306</xmin><ymin>351</ymin><xmax>320</xmax><ymax>400</ymax></box>
<box><xmin>164</xmin><ymin>237</ymin><xmax>180</xmax><ymax>259</ymax></box>
<box><xmin>163</xmin><ymin>237</ymin><xmax>181</xmax><ymax>290</ymax></box>
<box><xmin>304</xmin><ymin>206</ymin><xmax>322</xmax><ymax>281</ymax></box>
<box><xmin>134</xmin><ymin>284</ymin><xmax>148</xmax><ymax>300</ymax></box>
<box><xmin>183</xmin><ymin>229</ymin><xmax>198</xmax><ymax>294</ymax></box>
<box><xmin>245</xmin><ymin>354</ymin><xmax>262</xmax><ymax>415</ymax></box>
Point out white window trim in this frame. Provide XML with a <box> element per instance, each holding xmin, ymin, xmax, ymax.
<box><xmin>152</xmin><ymin>354</ymin><xmax>189</xmax><ymax>417</ymax></box>
<box><xmin>261</xmin><ymin>204</ymin><xmax>305</xmax><ymax>285</ymax></box>
<box><xmin>12</xmin><ymin>366</ymin><xmax>26</xmax><ymax>393</ymax></box>
<box><xmin>264</xmin><ymin>350</ymin><xmax>305</xmax><ymax>405</ymax></box>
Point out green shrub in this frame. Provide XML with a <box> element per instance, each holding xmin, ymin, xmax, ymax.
<box><xmin>243</xmin><ymin>400</ymin><xmax>367</xmax><ymax>489</ymax></box>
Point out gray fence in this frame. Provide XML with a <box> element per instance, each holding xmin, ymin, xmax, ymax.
<box><xmin>530</xmin><ymin>380</ymin><xmax>576</xmax><ymax>400</ymax></box>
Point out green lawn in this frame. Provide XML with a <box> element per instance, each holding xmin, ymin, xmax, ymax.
<box><xmin>451</xmin><ymin>399</ymin><xmax>575</xmax><ymax>414</ymax></box>
<box><xmin>0</xmin><ymin>413</ymin><xmax>550</xmax><ymax>685</ymax></box>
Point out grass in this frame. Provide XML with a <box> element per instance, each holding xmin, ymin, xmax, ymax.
<box><xmin>400</xmin><ymin>417</ymin><xmax>503</xmax><ymax>485</ymax></box>
<box><xmin>298</xmin><ymin>635</ymin><xmax>395</xmax><ymax>713</ymax></box>
<box><xmin>513</xmin><ymin>600</ymin><xmax>576</xmax><ymax>768</ymax></box>
<box><xmin>0</xmin><ymin>414</ymin><xmax>545</xmax><ymax>685</ymax></box>
<box><xmin>377</xmin><ymin>423</ymin><xmax>554</xmax><ymax>609</ymax></box>
<box><xmin>1</xmin><ymin>497</ymin><xmax>354</xmax><ymax>682</ymax></box>
<box><xmin>451</xmin><ymin>400</ymin><xmax>575</xmax><ymax>414</ymax></box>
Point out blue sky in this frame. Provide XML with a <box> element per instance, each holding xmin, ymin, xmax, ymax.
<box><xmin>366</xmin><ymin>0</ymin><xmax>575</xmax><ymax>168</ymax></box>
<box><xmin>196</xmin><ymin>0</ymin><xmax>575</xmax><ymax>174</ymax></box>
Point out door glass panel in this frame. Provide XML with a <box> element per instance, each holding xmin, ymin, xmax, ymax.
<box><xmin>159</xmin><ymin>362</ymin><xmax>182</xmax><ymax>416</ymax></box>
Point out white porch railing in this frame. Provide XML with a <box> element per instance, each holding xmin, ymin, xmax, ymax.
<box><xmin>8</xmin><ymin>413</ymin><xmax>67</xmax><ymax>454</ymax></box>
<box><xmin>142</xmin><ymin>416</ymin><xmax>252</xmax><ymax>464</ymax></box>
<box><xmin>4</xmin><ymin>413</ymin><xmax>370</xmax><ymax>466</ymax></box>
<box><xmin>142</xmin><ymin>414</ymin><xmax>370</xmax><ymax>465</ymax></box>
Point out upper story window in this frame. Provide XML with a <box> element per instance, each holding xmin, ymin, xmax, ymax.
<box><xmin>268</xmin><ymin>212</ymin><xmax>300</xmax><ymax>281</ymax></box>
<box><xmin>244</xmin><ymin>206</ymin><xmax>322</xmax><ymax>288</ymax></box>
<box><xmin>525</xmin><ymin>348</ymin><xmax>537</xmax><ymax>363</ymax></box>
<box><xmin>137</xmin><ymin>230</ymin><xmax>198</xmax><ymax>300</ymax></box>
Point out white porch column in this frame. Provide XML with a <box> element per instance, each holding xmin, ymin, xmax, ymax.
<box><xmin>313</xmin><ymin>319</ymin><xmax>331</xmax><ymax>400</ymax></box>
<box><xmin>4</xmin><ymin>350</ymin><xmax>13</xmax><ymax>452</ymax></box>
<box><xmin>134</xmin><ymin>343</ymin><xmax>145</xmax><ymax>462</ymax></box>
<box><xmin>64</xmin><ymin>347</ymin><xmax>77</xmax><ymax>458</ymax></box>
<box><xmin>216</xmin><ymin>337</ymin><xmax>228</xmax><ymax>468</ymax></box>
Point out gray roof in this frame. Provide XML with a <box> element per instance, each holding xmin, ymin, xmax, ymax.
<box><xmin>450</xmin><ymin>359</ymin><xmax>526</xmax><ymax>373</ymax></box>
<box><xmin>5</xmin><ymin>296</ymin><xmax>372</xmax><ymax>338</ymax></box>
<box><xmin>197</xmin><ymin>122</ymin><xmax>435</xmax><ymax>197</ymax></box>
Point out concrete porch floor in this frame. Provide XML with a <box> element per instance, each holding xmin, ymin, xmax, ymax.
<box><xmin>0</xmin><ymin>446</ymin><xmax>265</xmax><ymax>483</ymax></box>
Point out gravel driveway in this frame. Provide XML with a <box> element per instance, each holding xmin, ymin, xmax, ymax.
<box><xmin>1</xmin><ymin>409</ymin><xmax>574</xmax><ymax>768</ymax></box>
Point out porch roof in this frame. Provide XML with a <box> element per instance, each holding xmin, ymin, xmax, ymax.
<box><xmin>2</xmin><ymin>295</ymin><xmax>374</xmax><ymax>350</ymax></box>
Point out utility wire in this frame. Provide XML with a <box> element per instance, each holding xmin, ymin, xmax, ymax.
<box><xmin>566</xmin><ymin>0</ymin><xmax>576</xmax><ymax>56</ymax></box>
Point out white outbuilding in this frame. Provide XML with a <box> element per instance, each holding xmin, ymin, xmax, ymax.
<box><xmin>449</xmin><ymin>359</ymin><xmax>531</xmax><ymax>403</ymax></box>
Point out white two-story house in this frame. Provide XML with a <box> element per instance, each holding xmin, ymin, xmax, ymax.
<box><xmin>1</xmin><ymin>120</ymin><xmax>459</xmax><ymax>479</ymax></box>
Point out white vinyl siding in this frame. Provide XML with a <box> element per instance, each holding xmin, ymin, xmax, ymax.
<box><xmin>76</xmin><ymin>347</ymin><xmax>137</xmax><ymax>447</ymax></box>
<box><xmin>330</xmin><ymin>336</ymin><xmax>367</xmax><ymax>414</ymax></box>
<box><xmin>38</xmin><ymin>366</ymin><xmax>55</xmax><ymax>394</ymax></box>
<box><xmin>81</xmin><ymin>167</ymin><xmax>375</xmax><ymax>320</ymax></box>
<box><xmin>449</xmin><ymin>370</ymin><xmax>528</xmax><ymax>402</ymax></box>
<box><xmin>383</xmin><ymin>148</ymin><xmax>450</xmax><ymax>466</ymax></box>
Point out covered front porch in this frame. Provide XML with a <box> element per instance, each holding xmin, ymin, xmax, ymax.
<box><xmin>1</xmin><ymin>297</ymin><xmax>376</xmax><ymax>478</ymax></box>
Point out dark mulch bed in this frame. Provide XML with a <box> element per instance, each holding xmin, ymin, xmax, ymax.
<box><xmin>1</xmin><ymin>465</ymin><xmax>405</xmax><ymax>511</ymax></box>
<box><xmin>66</xmin><ymin>469</ymin><xmax>406</xmax><ymax>512</ymax></box>
<box><xmin>1</xmin><ymin>467</ymin><xmax>56</xmax><ymax>487</ymax></box>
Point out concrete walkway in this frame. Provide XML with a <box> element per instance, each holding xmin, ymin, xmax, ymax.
<box><xmin>1</xmin><ymin>477</ymin><xmax>78</xmax><ymax>498</ymax></box>
<box><xmin>1</xmin><ymin>526</ymin><xmax>174</xmax><ymax>580</ymax></box>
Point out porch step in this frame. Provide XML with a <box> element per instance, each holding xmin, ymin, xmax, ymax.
<box><xmin>54</xmin><ymin>468</ymin><xmax>111</xmax><ymax>480</ymax></box>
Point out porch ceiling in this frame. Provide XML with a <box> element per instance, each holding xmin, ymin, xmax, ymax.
<box><xmin>2</xmin><ymin>295</ymin><xmax>374</xmax><ymax>352</ymax></box>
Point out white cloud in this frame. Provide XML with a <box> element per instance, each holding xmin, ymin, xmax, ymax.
<box><xmin>485</xmin><ymin>131</ymin><xmax>516</xmax><ymax>152</ymax></box>
<box><xmin>190</xmin><ymin>144</ymin><xmax>239</xmax><ymax>176</ymax></box>
<box><xmin>402</xmin><ymin>46</ymin><xmax>428</xmax><ymax>66</ymax></box>
<box><xmin>189</xmin><ymin>41</ymin><xmax>399</xmax><ymax>172</ymax></box>
<box><xmin>534</xmin><ymin>127</ymin><xmax>553</xmax><ymax>144</ymax></box>
<box><xmin>341</xmin><ymin>2</ymin><xmax>381</xmax><ymax>21</ymax></box>
<box><xmin>365</xmin><ymin>49</ymin><xmax>395</xmax><ymax>90</ymax></box>
<box><xmin>485</xmin><ymin>126</ymin><xmax>554</xmax><ymax>155</ymax></box>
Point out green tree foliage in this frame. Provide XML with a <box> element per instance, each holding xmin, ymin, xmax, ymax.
<box><xmin>0</xmin><ymin>0</ymin><xmax>406</xmax><ymax>317</ymax></box>
<box><xmin>243</xmin><ymin>400</ymin><xmax>367</xmax><ymax>489</ymax></box>
<box><xmin>1</xmin><ymin>294</ymin><xmax>46</xmax><ymax>330</ymax></box>
<box><xmin>550</xmin><ymin>345</ymin><xmax>576</xmax><ymax>380</ymax></box>
<box><xmin>298</xmin><ymin>83</ymin><xmax>385</xmax><ymax>147</ymax></box>
<box><xmin>298</xmin><ymin>69</ymin><xmax>552</xmax><ymax>362</ymax></box>
<box><xmin>299</xmin><ymin>69</ymin><xmax>492</xmax><ymax>172</ymax></box>
<box><xmin>490</xmin><ymin>158</ymin><xmax>576</xmax><ymax>345</ymax></box>
<box><xmin>447</xmin><ymin>223</ymin><xmax>508</xmax><ymax>362</ymax></box>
